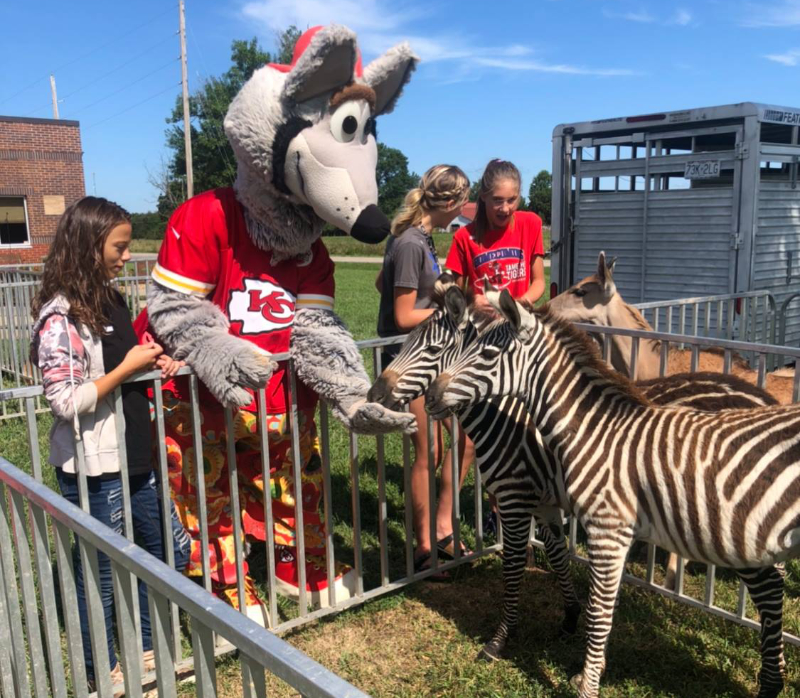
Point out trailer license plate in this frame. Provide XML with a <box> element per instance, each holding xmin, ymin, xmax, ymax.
<box><xmin>684</xmin><ymin>160</ymin><xmax>721</xmax><ymax>179</ymax></box>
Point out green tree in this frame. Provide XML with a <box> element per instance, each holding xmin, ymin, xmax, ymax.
<box><xmin>468</xmin><ymin>180</ymin><xmax>481</xmax><ymax>202</ymax></box>
<box><xmin>528</xmin><ymin>169</ymin><xmax>552</xmax><ymax>224</ymax></box>
<box><xmin>157</xmin><ymin>29</ymin><xmax>302</xmax><ymax>222</ymax></box>
<box><xmin>375</xmin><ymin>143</ymin><xmax>419</xmax><ymax>219</ymax></box>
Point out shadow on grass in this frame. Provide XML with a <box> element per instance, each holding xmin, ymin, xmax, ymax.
<box><xmin>403</xmin><ymin>558</ymin><xmax>758</xmax><ymax>698</ymax></box>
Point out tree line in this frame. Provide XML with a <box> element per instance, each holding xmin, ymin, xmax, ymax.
<box><xmin>134</xmin><ymin>29</ymin><xmax>551</xmax><ymax>240</ymax></box>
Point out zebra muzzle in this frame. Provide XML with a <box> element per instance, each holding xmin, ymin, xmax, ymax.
<box><xmin>367</xmin><ymin>371</ymin><xmax>400</xmax><ymax>409</ymax></box>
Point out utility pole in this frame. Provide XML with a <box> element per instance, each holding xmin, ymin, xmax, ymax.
<box><xmin>179</xmin><ymin>0</ymin><xmax>194</xmax><ymax>199</ymax></box>
<box><xmin>49</xmin><ymin>75</ymin><xmax>59</xmax><ymax>119</ymax></box>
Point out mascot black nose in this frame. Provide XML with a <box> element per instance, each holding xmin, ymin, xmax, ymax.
<box><xmin>351</xmin><ymin>204</ymin><xmax>390</xmax><ymax>244</ymax></box>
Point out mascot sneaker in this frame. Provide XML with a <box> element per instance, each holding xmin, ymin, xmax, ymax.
<box><xmin>213</xmin><ymin>576</ymin><xmax>270</xmax><ymax>629</ymax></box>
<box><xmin>274</xmin><ymin>545</ymin><xmax>357</xmax><ymax>608</ymax></box>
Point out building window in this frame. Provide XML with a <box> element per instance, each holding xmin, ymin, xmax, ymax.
<box><xmin>0</xmin><ymin>197</ymin><xmax>30</xmax><ymax>246</ymax></box>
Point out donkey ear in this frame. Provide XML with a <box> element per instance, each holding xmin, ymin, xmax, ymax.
<box><xmin>444</xmin><ymin>286</ymin><xmax>468</xmax><ymax>327</ymax></box>
<box><xmin>282</xmin><ymin>25</ymin><xmax>358</xmax><ymax>104</ymax></box>
<box><xmin>597</xmin><ymin>251</ymin><xmax>607</xmax><ymax>283</ymax></box>
<box><xmin>363</xmin><ymin>42</ymin><xmax>419</xmax><ymax>116</ymax></box>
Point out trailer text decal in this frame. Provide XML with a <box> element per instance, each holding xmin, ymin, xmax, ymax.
<box><xmin>763</xmin><ymin>109</ymin><xmax>800</xmax><ymax>125</ymax></box>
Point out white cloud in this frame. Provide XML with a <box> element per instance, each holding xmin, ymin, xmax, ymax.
<box><xmin>672</xmin><ymin>9</ymin><xmax>693</xmax><ymax>25</ymax></box>
<box><xmin>765</xmin><ymin>48</ymin><xmax>800</xmax><ymax>65</ymax></box>
<box><xmin>241</xmin><ymin>0</ymin><xmax>638</xmax><ymax>80</ymax></box>
<box><xmin>741</xmin><ymin>0</ymin><xmax>800</xmax><ymax>26</ymax></box>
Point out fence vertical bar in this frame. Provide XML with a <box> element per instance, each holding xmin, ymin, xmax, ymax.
<box><xmin>146</xmin><ymin>587</ymin><xmax>177</xmax><ymax>697</ymax></box>
<box><xmin>691</xmin><ymin>345</ymin><xmax>699</xmax><ymax>373</ymax></box>
<box><xmin>602</xmin><ymin>335</ymin><xmax>611</xmax><ymax>364</ymax></box>
<box><xmin>256</xmin><ymin>387</ymin><xmax>279</xmax><ymax>624</ymax></box>
<box><xmin>78</xmin><ymin>537</ymin><xmax>113</xmax><ymax>697</ymax></box>
<box><xmin>111</xmin><ymin>561</ymin><xmax>144</xmax><ymax>698</ymax></box>
<box><xmin>191</xmin><ymin>619</ymin><xmax>217</xmax><ymax>698</ymax></box>
<box><xmin>349</xmin><ymin>430</ymin><xmax>364</xmax><ymax>597</ymax></box>
<box><xmin>319</xmin><ymin>404</ymin><xmax>336</xmax><ymax>610</ymax></box>
<box><xmin>7</xmin><ymin>489</ymin><xmax>49</xmax><ymax>698</ymax></box>
<box><xmin>23</xmin><ymin>397</ymin><xmax>43</xmax><ymax>482</ymax></box>
<box><xmin>0</xmin><ymin>483</ymin><xmax>32</xmax><ymax>698</ymax></box>
<box><xmin>426</xmin><ymin>415</ymin><xmax>438</xmax><ymax>573</ymax></box>
<box><xmin>287</xmin><ymin>363</ymin><xmax>308</xmax><ymax>613</ymax></box>
<box><xmin>0</xmin><ymin>542</ymin><xmax>17</xmax><ymax>698</ymax></box>
<box><xmin>28</xmin><ymin>500</ymin><xmax>69</xmax><ymax>698</ymax></box>
<box><xmin>629</xmin><ymin>336</ymin><xmax>639</xmax><ymax>378</ymax></box>
<box><xmin>403</xmin><ymin>410</ymin><xmax>414</xmax><ymax>578</ymax></box>
<box><xmin>724</xmin><ymin>349</ymin><xmax>732</xmax><ymax>374</ymax></box>
<box><xmin>242</xmin><ymin>654</ymin><xmax>266</xmax><ymax>698</ymax></box>
<box><xmin>474</xmin><ymin>452</ymin><xmax>484</xmax><ymax>555</ymax></box>
<box><xmin>704</xmin><ymin>301</ymin><xmax>711</xmax><ymax>337</ymax></box>
<box><xmin>450</xmin><ymin>418</ymin><xmax>461</xmax><ymax>562</ymax></box>
<box><xmin>716</xmin><ymin>300</ymin><xmax>724</xmax><ymax>338</ymax></box>
<box><xmin>152</xmin><ymin>378</ymin><xmax>181</xmax><ymax>658</ymax></box>
<box><xmin>793</xmin><ymin>360</ymin><xmax>800</xmax><ymax>404</ymax></box>
<box><xmin>224</xmin><ymin>406</ymin><xmax>248</xmax><ymax>618</ymax></box>
<box><xmin>53</xmin><ymin>520</ymin><xmax>89</xmax><ymax>698</ymax></box>
<box><xmin>704</xmin><ymin>564</ymin><xmax>716</xmax><ymax>608</ymax></box>
<box><xmin>660</xmin><ymin>340</ymin><xmax>669</xmax><ymax>377</ymax></box>
<box><xmin>374</xmin><ymin>347</ymin><xmax>390</xmax><ymax>586</ymax></box>
<box><xmin>188</xmin><ymin>375</ymin><xmax>212</xmax><ymax>592</ymax></box>
<box><xmin>112</xmin><ymin>385</ymin><xmax>143</xmax><ymax>663</ymax></box>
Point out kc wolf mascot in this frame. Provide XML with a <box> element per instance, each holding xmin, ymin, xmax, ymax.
<box><xmin>138</xmin><ymin>25</ymin><xmax>417</xmax><ymax>623</ymax></box>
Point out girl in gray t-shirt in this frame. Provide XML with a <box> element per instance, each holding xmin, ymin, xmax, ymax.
<box><xmin>375</xmin><ymin>165</ymin><xmax>475</xmax><ymax>577</ymax></box>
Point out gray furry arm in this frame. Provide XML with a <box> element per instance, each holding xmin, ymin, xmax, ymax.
<box><xmin>291</xmin><ymin>308</ymin><xmax>416</xmax><ymax>434</ymax></box>
<box><xmin>146</xmin><ymin>282</ymin><xmax>275</xmax><ymax>407</ymax></box>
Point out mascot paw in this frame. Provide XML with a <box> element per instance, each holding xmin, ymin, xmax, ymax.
<box><xmin>228</xmin><ymin>344</ymin><xmax>278</xmax><ymax>390</ymax></box>
<box><xmin>347</xmin><ymin>400</ymin><xmax>417</xmax><ymax>435</ymax></box>
<box><xmin>221</xmin><ymin>385</ymin><xmax>258</xmax><ymax>409</ymax></box>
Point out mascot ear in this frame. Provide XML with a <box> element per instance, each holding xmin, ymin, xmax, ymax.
<box><xmin>282</xmin><ymin>25</ymin><xmax>359</xmax><ymax>104</ymax></box>
<box><xmin>363</xmin><ymin>43</ymin><xmax>419</xmax><ymax>116</ymax></box>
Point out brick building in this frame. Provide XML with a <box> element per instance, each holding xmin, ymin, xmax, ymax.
<box><xmin>0</xmin><ymin>115</ymin><xmax>85</xmax><ymax>264</ymax></box>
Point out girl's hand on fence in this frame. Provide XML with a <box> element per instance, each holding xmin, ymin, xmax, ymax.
<box><xmin>156</xmin><ymin>355</ymin><xmax>185</xmax><ymax>379</ymax></box>
<box><xmin>123</xmin><ymin>343</ymin><xmax>163</xmax><ymax>374</ymax></box>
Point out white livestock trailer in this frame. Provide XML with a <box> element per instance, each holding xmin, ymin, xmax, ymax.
<box><xmin>550</xmin><ymin>102</ymin><xmax>800</xmax><ymax>349</ymax></box>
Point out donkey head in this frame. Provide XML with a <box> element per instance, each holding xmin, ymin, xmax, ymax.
<box><xmin>224</xmin><ymin>25</ymin><xmax>417</xmax><ymax>256</ymax></box>
<box><xmin>548</xmin><ymin>251</ymin><xmax>618</xmax><ymax>325</ymax></box>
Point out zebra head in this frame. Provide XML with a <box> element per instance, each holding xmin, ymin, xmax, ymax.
<box><xmin>425</xmin><ymin>288</ymin><xmax>543</xmax><ymax>420</ymax></box>
<box><xmin>368</xmin><ymin>280</ymin><xmax>475</xmax><ymax>410</ymax></box>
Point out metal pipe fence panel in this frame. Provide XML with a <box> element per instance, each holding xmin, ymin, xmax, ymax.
<box><xmin>3</xmin><ymin>309</ymin><xmax>800</xmax><ymax>693</ymax></box>
<box><xmin>0</xmin><ymin>455</ymin><xmax>371</xmax><ymax>698</ymax></box>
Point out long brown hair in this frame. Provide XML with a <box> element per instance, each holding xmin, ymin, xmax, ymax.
<box><xmin>32</xmin><ymin>196</ymin><xmax>131</xmax><ymax>336</ymax></box>
<box><xmin>473</xmin><ymin>159</ymin><xmax>522</xmax><ymax>242</ymax></box>
<box><xmin>390</xmin><ymin>164</ymin><xmax>469</xmax><ymax>236</ymax></box>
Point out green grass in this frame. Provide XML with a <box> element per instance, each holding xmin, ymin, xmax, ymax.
<box><xmin>6</xmin><ymin>262</ymin><xmax>798</xmax><ymax>698</ymax></box>
<box><xmin>131</xmin><ymin>226</ymin><xmax>551</xmax><ymax>259</ymax></box>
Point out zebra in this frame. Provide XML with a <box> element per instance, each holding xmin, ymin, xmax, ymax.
<box><xmin>369</xmin><ymin>279</ymin><xmax>780</xmax><ymax>668</ymax></box>
<box><xmin>425</xmin><ymin>288</ymin><xmax>796</xmax><ymax>698</ymax></box>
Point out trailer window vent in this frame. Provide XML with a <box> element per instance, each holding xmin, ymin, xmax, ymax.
<box><xmin>626</xmin><ymin>113</ymin><xmax>666</xmax><ymax>123</ymax></box>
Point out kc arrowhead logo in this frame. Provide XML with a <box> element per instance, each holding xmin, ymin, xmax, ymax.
<box><xmin>228</xmin><ymin>279</ymin><xmax>296</xmax><ymax>333</ymax></box>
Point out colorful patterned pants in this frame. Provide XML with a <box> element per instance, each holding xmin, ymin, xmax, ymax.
<box><xmin>162</xmin><ymin>391</ymin><xmax>327</xmax><ymax>587</ymax></box>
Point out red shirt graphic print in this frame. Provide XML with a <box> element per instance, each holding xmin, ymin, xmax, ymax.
<box><xmin>151</xmin><ymin>187</ymin><xmax>335</xmax><ymax>413</ymax></box>
<box><xmin>445</xmin><ymin>211</ymin><xmax>544</xmax><ymax>299</ymax></box>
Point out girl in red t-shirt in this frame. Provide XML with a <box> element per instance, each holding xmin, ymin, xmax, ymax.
<box><xmin>445</xmin><ymin>159</ymin><xmax>546</xmax><ymax>311</ymax></box>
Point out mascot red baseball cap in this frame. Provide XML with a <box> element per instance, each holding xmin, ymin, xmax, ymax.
<box><xmin>268</xmin><ymin>25</ymin><xmax>364</xmax><ymax>77</ymax></box>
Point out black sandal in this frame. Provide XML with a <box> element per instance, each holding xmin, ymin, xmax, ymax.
<box><xmin>413</xmin><ymin>551</ymin><xmax>449</xmax><ymax>581</ymax></box>
<box><xmin>436</xmin><ymin>534</ymin><xmax>473</xmax><ymax>560</ymax></box>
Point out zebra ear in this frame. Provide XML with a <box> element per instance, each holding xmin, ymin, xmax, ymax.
<box><xmin>597</xmin><ymin>250</ymin><xmax>617</xmax><ymax>299</ymax></box>
<box><xmin>498</xmin><ymin>289</ymin><xmax>522</xmax><ymax>333</ymax></box>
<box><xmin>444</xmin><ymin>286</ymin><xmax>468</xmax><ymax>328</ymax></box>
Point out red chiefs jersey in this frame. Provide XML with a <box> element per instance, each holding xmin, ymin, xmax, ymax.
<box><xmin>445</xmin><ymin>211</ymin><xmax>544</xmax><ymax>299</ymax></box>
<box><xmin>150</xmin><ymin>187</ymin><xmax>335</xmax><ymax>414</ymax></box>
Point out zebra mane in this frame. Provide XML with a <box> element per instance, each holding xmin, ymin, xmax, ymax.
<box><xmin>531</xmin><ymin>301</ymin><xmax>650</xmax><ymax>406</ymax></box>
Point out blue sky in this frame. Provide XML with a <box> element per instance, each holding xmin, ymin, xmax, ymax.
<box><xmin>2</xmin><ymin>0</ymin><xmax>799</xmax><ymax>213</ymax></box>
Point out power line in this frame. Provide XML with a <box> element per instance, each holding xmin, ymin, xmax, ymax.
<box><xmin>68</xmin><ymin>58</ymin><xmax>179</xmax><ymax>117</ymax></box>
<box><xmin>24</xmin><ymin>34</ymin><xmax>177</xmax><ymax>118</ymax></box>
<box><xmin>85</xmin><ymin>82</ymin><xmax>180</xmax><ymax>130</ymax></box>
<box><xmin>0</xmin><ymin>6</ymin><xmax>173</xmax><ymax>107</ymax></box>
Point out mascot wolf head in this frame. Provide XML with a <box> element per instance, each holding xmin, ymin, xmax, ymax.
<box><xmin>224</xmin><ymin>25</ymin><xmax>418</xmax><ymax>258</ymax></box>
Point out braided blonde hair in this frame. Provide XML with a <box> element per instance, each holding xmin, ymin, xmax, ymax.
<box><xmin>390</xmin><ymin>165</ymin><xmax>470</xmax><ymax>236</ymax></box>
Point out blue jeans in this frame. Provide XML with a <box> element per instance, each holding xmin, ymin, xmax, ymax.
<box><xmin>56</xmin><ymin>469</ymin><xmax>191</xmax><ymax>679</ymax></box>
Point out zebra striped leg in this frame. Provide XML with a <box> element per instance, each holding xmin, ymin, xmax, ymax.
<box><xmin>571</xmin><ymin>526</ymin><xmax>633</xmax><ymax>698</ymax></box>
<box><xmin>734</xmin><ymin>565</ymin><xmax>786</xmax><ymax>698</ymax></box>
<box><xmin>478</xmin><ymin>504</ymin><xmax>529</xmax><ymax>662</ymax></box>
<box><xmin>536</xmin><ymin>516</ymin><xmax>581</xmax><ymax>635</ymax></box>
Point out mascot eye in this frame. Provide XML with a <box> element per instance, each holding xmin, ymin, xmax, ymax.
<box><xmin>330</xmin><ymin>101</ymin><xmax>366</xmax><ymax>143</ymax></box>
